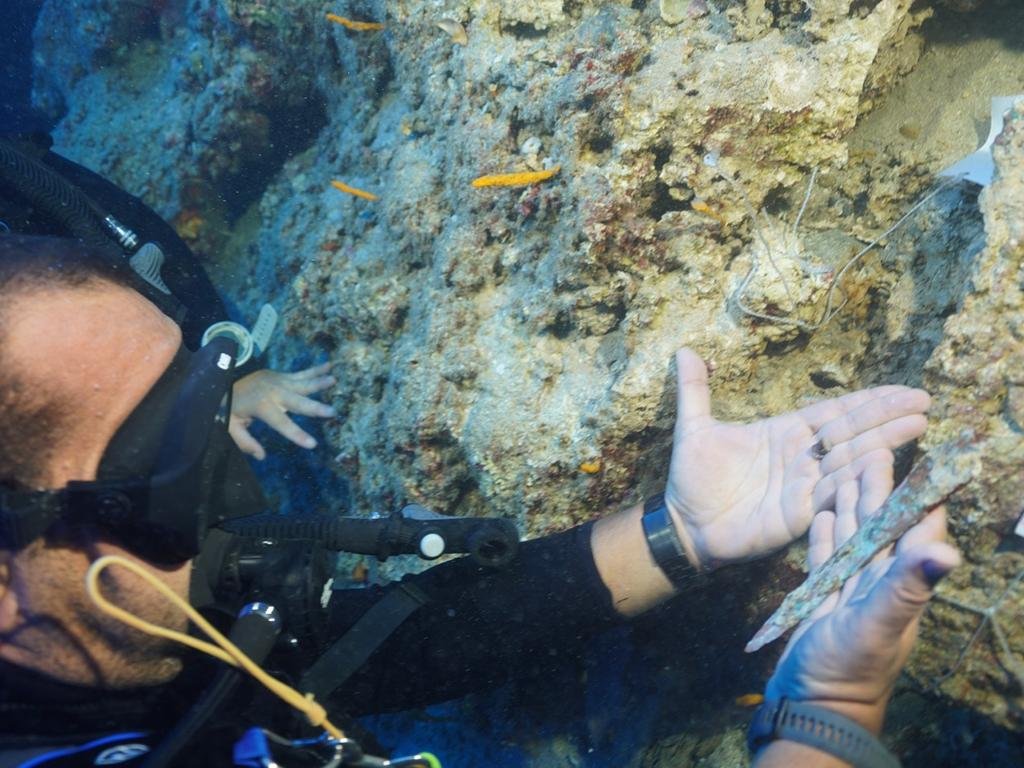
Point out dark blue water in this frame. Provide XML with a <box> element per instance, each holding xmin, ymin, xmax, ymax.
<box><xmin>1</xmin><ymin>0</ymin><xmax>48</xmax><ymax>131</ymax></box>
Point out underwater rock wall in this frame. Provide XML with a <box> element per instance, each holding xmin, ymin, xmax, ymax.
<box><xmin>35</xmin><ymin>0</ymin><xmax>949</xmax><ymax>530</ymax></box>
<box><xmin>33</xmin><ymin>0</ymin><xmax>328</xmax><ymax>228</ymax></box>
<box><xmin>910</xmin><ymin>105</ymin><xmax>1024</xmax><ymax>731</ymax></box>
<box><xmin>32</xmin><ymin>0</ymin><xmax>1024</xmax><ymax>762</ymax></box>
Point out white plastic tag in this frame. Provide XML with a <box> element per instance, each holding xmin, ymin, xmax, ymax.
<box><xmin>938</xmin><ymin>95</ymin><xmax>1024</xmax><ymax>187</ymax></box>
<box><xmin>250</xmin><ymin>304</ymin><xmax>278</xmax><ymax>355</ymax></box>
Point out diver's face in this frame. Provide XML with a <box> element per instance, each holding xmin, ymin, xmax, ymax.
<box><xmin>0</xmin><ymin>280</ymin><xmax>192</xmax><ymax>687</ymax></box>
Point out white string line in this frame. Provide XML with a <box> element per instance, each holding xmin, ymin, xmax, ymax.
<box><xmin>720</xmin><ymin>170</ymin><xmax>799</xmax><ymax>312</ymax></box>
<box><xmin>931</xmin><ymin>563</ymin><xmax>1024</xmax><ymax>689</ymax></box>
<box><xmin>712</xmin><ymin>165</ymin><xmax>964</xmax><ymax>332</ymax></box>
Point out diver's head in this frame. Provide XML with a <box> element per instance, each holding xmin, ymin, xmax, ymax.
<box><xmin>0</xmin><ymin>234</ymin><xmax>183</xmax><ymax>490</ymax></box>
<box><xmin>0</xmin><ymin>234</ymin><xmax>190</xmax><ymax>687</ymax></box>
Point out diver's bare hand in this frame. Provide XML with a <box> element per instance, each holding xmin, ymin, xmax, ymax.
<box><xmin>663</xmin><ymin>348</ymin><xmax>930</xmax><ymax>569</ymax></box>
<box><xmin>762</xmin><ymin>492</ymin><xmax>959</xmax><ymax>741</ymax></box>
<box><xmin>229</xmin><ymin>363</ymin><xmax>336</xmax><ymax>460</ymax></box>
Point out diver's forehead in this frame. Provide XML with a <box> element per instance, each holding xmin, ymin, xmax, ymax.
<box><xmin>6</xmin><ymin>281</ymin><xmax>181</xmax><ymax>400</ymax></box>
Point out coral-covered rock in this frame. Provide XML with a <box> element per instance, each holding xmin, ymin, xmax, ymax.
<box><xmin>908</xmin><ymin>103</ymin><xmax>1024</xmax><ymax>729</ymax></box>
<box><xmin>31</xmin><ymin>0</ymin><xmax>1024</xmax><ymax>760</ymax></box>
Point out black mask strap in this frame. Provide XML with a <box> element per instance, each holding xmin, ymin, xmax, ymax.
<box><xmin>98</xmin><ymin>344</ymin><xmax>192</xmax><ymax>481</ymax></box>
<box><xmin>0</xmin><ymin>338</ymin><xmax>243</xmax><ymax>559</ymax></box>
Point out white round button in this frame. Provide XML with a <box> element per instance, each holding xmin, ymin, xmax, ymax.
<box><xmin>418</xmin><ymin>533</ymin><xmax>446</xmax><ymax>559</ymax></box>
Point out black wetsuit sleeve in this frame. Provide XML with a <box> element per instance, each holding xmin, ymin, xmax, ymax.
<box><xmin>325</xmin><ymin>521</ymin><xmax>623</xmax><ymax>715</ymax></box>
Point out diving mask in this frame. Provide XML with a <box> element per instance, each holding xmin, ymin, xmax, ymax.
<box><xmin>0</xmin><ymin>336</ymin><xmax>267</xmax><ymax>563</ymax></box>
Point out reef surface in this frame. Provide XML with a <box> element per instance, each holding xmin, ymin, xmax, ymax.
<box><xmin>31</xmin><ymin>0</ymin><xmax>1024</xmax><ymax>764</ymax></box>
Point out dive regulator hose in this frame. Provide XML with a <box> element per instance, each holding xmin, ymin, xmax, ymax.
<box><xmin>0</xmin><ymin>137</ymin><xmax>188</xmax><ymax>324</ymax></box>
<box><xmin>0</xmin><ymin>137</ymin><xmax>129</xmax><ymax>252</ymax></box>
<box><xmin>221</xmin><ymin>511</ymin><xmax>520</xmax><ymax>569</ymax></box>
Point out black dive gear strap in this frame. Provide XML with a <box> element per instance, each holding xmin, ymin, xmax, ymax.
<box><xmin>0</xmin><ymin>336</ymin><xmax>267</xmax><ymax>562</ymax></box>
<box><xmin>299</xmin><ymin>582</ymin><xmax>430</xmax><ymax>703</ymax></box>
<box><xmin>0</xmin><ymin>136</ymin><xmax>188</xmax><ymax>329</ymax></box>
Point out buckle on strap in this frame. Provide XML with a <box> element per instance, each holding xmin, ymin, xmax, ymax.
<box><xmin>0</xmin><ymin>488</ymin><xmax>64</xmax><ymax>548</ymax></box>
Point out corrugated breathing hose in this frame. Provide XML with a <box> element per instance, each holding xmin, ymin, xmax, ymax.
<box><xmin>0</xmin><ymin>137</ymin><xmax>118</xmax><ymax>252</ymax></box>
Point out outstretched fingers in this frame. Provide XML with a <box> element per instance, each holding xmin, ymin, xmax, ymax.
<box><xmin>833</xmin><ymin>480</ymin><xmax>871</xmax><ymax>604</ymax></box>
<box><xmin>814</xmin><ymin>388</ymin><xmax>930</xmax><ymax>453</ymax></box>
<box><xmin>799</xmin><ymin>385</ymin><xmax>927</xmax><ymax>434</ymax></box>
<box><xmin>288</xmin><ymin>361</ymin><xmax>334</xmax><ymax>381</ymax></box>
<box><xmin>808</xmin><ymin>510</ymin><xmax>836</xmax><ymax>572</ymax></box>
<box><xmin>287</xmin><ymin>373</ymin><xmax>337</xmax><ymax>397</ymax></box>
<box><xmin>282</xmin><ymin>390</ymin><xmax>336</xmax><ymax>418</ymax></box>
<box><xmin>855</xmin><ymin>459</ymin><xmax>893</xmax><ymax>527</ymax></box>
<box><xmin>812</xmin><ymin>448</ymin><xmax>893</xmax><ymax>513</ymax></box>
<box><xmin>807</xmin><ymin>510</ymin><xmax>841</xmax><ymax>621</ymax></box>
<box><xmin>833</xmin><ymin>481</ymin><xmax>860</xmax><ymax>546</ymax></box>
<box><xmin>229</xmin><ymin>419</ymin><xmax>267</xmax><ymax>461</ymax></box>
<box><xmin>260</xmin><ymin>405</ymin><xmax>318</xmax><ymax>450</ymax></box>
<box><xmin>819</xmin><ymin>414</ymin><xmax>928</xmax><ymax>476</ymax></box>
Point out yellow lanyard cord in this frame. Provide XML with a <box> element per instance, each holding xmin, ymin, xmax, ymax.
<box><xmin>85</xmin><ymin>554</ymin><xmax>345</xmax><ymax>740</ymax></box>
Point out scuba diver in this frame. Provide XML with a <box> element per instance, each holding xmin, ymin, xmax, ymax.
<box><xmin>0</xmin><ymin>134</ymin><xmax>958</xmax><ymax>767</ymax></box>
<box><xmin>0</xmin><ymin>133</ymin><xmax>337</xmax><ymax>460</ymax></box>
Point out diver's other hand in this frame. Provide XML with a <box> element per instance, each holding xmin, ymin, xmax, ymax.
<box><xmin>229</xmin><ymin>363</ymin><xmax>336</xmax><ymax>460</ymax></box>
<box><xmin>663</xmin><ymin>348</ymin><xmax>930</xmax><ymax>569</ymax></box>
<box><xmin>763</xmin><ymin>500</ymin><xmax>960</xmax><ymax>737</ymax></box>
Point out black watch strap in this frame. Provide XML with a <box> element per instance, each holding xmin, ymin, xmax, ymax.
<box><xmin>641</xmin><ymin>493</ymin><xmax>700</xmax><ymax>590</ymax></box>
<box><xmin>748</xmin><ymin>698</ymin><xmax>900</xmax><ymax>768</ymax></box>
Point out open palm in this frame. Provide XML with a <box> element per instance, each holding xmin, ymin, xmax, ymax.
<box><xmin>663</xmin><ymin>349</ymin><xmax>931</xmax><ymax>569</ymax></box>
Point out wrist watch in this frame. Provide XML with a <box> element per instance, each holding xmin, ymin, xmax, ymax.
<box><xmin>641</xmin><ymin>493</ymin><xmax>701</xmax><ymax>590</ymax></box>
<box><xmin>747</xmin><ymin>698</ymin><xmax>901</xmax><ymax>768</ymax></box>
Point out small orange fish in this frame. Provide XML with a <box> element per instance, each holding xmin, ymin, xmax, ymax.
<box><xmin>471</xmin><ymin>166</ymin><xmax>560</xmax><ymax>188</ymax></box>
<box><xmin>326</xmin><ymin>13</ymin><xmax>384</xmax><ymax>31</ymax></box>
<box><xmin>331</xmin><ymin>179</ymin><xmax>379</xmax><ymax>201</ymax></box>
<box><xmin>579</xmin><ymin>460</ymin><xmax>602</xmax><ymax>474</ymax></box>
<box><xmin>691</xmin><ymin>199</ymin><xmax>725</xmax><ymax>224</ymax></box>
<box><xmin>735</xmin><ymin>693</ymin><xmax>765</xmax><ymax>707</ymax></box>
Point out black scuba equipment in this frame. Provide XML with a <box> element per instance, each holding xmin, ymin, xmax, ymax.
<box><xmin>142</xmin><ymin>603</ymin><xmax>284</xmax><ymax>768</ymax></box>
<box><xmin>188</xmin><ymin>508</ymin><xmax>520</xmax><ymax>673</ymax></box>
<box><xmin>233</xmin><ymin>728</ymin><xmax>441</xmax><ymax>768</ymax></box>
<box><xmin>0</xmin><ymin>133</ymin><xmax>227</xmax><ymax>347</ymax></box>
<box><xmin>0</xmin><ymin>136</ymin><xmax>188</xmax><ymax>328</ymax></box>
<box><xmin>221</xmin><ymin>505</ymin><xmax>520</xmax><ymax>568</ymax></box>
<box><xmin>0</xmin><ymin>336</ymin><xmax>264</xmax><ymax>563</ymax></box>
